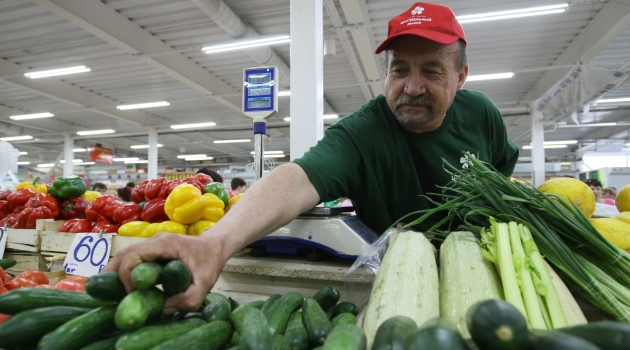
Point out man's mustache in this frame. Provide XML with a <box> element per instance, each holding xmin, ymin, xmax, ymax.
<box><xmin>394</xmin><ymin>95</ymin><xmax>432</xmax><ymax>110</ymax></box>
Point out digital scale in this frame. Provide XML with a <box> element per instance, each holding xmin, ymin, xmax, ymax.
<box><xmin>242</xmin><ymin>67</ymin><xmax>377</xmax><ymax>260</ymax></box>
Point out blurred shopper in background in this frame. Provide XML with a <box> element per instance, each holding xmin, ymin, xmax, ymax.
<box><xmin>231</xmin><ymin>177</ymin><xmax>246</xmax><ymax>196</ymax></box>
<box><xmin>602</xmin><ymin>187</ymin><xmax>617</xmax><ymax>205</ymax></box>
<box><xmin>197</xmin><ymin>167</ymin><xmax>224</xmax><ymax>184</ymax></box>
<box><xmin>585</xmin><ymin>179</ymin><xmax>615</xmax><ymax>206</ymax></box>
<box><xmin>92</xmin><ymin>182</ymin><xmax>108</xmax><ymax>194</ymax></box>
<box><xmin>117</xmin><ymin>182</ymin><xmax>135</xmax><ymax>202</ymax></box>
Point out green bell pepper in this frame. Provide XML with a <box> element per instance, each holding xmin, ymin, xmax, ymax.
<box><xmin>204</xmin><ymin>182</ymin><xmax>230</xmax><ymax>207</ymax></box>
<box><xmin>48</xmin><ymin>175</ymin><xmax>88</xmax><ymax>199</ymax></box>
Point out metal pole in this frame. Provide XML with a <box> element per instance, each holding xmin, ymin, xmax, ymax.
<box><xmin>253</xmin><ymin>121</ymin><xmax>266</xmax><ymax>181</ymax></box>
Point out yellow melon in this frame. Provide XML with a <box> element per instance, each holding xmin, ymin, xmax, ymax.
<box><xmin>538</xmin><ymin>178</ymin><xmax>596</xmax><ymax>219</ymax></box>
<box><xmin>590</xmin><ymin>218</ymin><xmax>630</xmax><ymax>252</ymax></box>
<box><xmin>616</xmin><ymin>184</ymin><xmax>630</xmax><ymax>213</ymax></box>
<box><xmin>615</xmin><ymin>211</ymin><xmax>630</xmax><ymax>225</ymax></box>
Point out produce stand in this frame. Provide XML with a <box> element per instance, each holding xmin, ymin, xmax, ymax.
<box><xmin>2</xmin><ymin>219</ymin><xmax>60</xmax><ymax>275</ymax></box>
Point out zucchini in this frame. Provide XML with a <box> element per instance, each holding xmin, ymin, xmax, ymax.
<box><xmin>85</xmin><ymin>271</ymin><xmax>127</xmax><ymax>302</ymax></box>
<box><xmin>322</xmin><ymin>323</ymin><xmax>366</xmax><ymax>350</ymax></box>
<box><xmin>311</xmin><ymin>286</ymin><xmax>340</xmax><ymax>312</ymax></box>
<box><xmin>160</xmin><ymin>260</ymin><xmax>192</xmax><ymax>296</ymax></box>
<box><xmin>362</xmin><ymin>231</ymin><xmax>439</xmax><ymax>349</ymax></box>
<box><xmin>267</xmin><ymin>291</ymin><xmax>304</xmax><ymax>335</ymax></box>
<box><xmin>270</xmin><ymin>334</ymin><xmax>291</xmax><ymax>350</ymax></box>
<box><xmin>38</xmin><ymin>305</ymin><xmax>117</xmax><ymax>350</ymax></box>
<box><xmin>371</xmin><ymin>315</ymin><xmax>418</xmax><ymax>350</ymax></box>
<box><xmin>115</xmin><ymin>318</ymin><xmax>205</xmax><ymax>350</ymax></box>
<box><xmin>284</xmin><ymin>311</ymin><xmax>309</xmax><ymax>350</ymax></box>
<box><xmin>231</xmin><ymin>307</ymin><xmax>272</xmax><ymax>350</ymax></box>
<box><xmin>330</xmin><ymin>313</ymin><xmax>356</xmax><ymax>328</ymax></box>
<box><xmin>130</xmin><ymin>262</ymin><xmax>163</xmax><ymax>291</ymax></box>
<box><xmin>115</xmin><ymin>287</ymin><xmax>166</xmax><ymax>331</ymax></box>
<box><xmin>0</xmin><ymin>306</ymin><xmax>90</xmax><ymax>348</ymax></box>
<box><xmin>79</xmin><ymin>335</ymin><xmax>120</xmax><ymax>350</ymax></box>
<box><xmin>203</xmin><ymin>299</ymin><xmax>231</xmax><ymax>322</ymax></box>
<box><xmin>556</xmin><ymin>321</ymin><xmax>630</xmax><ymax>350</ymax></box>
<box><xmin>544</xmin><ymin>261</ymin><xmax>587</xmax><ymax>326</ymax></box>
<box><xmin>406</xmin><ymin>317</ymin><xmax>468</xmax><ymax>350</ymax></box>
<box><xmin>148</xmin><ymin>320</ymin><xmax>233</xmax><ymax>350</ymax></box>
<box><xmin>466</xmin><ymin>299</ymin><xmax>529</xmax><ymax>350</ymax></box>
<box><xmin>328</xmin><ymin>302</ymin><xmax>359</xmax><ymax>319</ymax></box>
<box><xmin>0</xmin><ymin>259</ymin><xmax>16</xmax><ymax>269</ymax></box>
<box><xmin>439</xmin><ymin>231</ymin><xmax>503</xmax><ymax>338</ymax></box>
<box><xmin>528</xmin><ymin>329</ymin><xmax>600</xmax><ymax>350</ymax></box>
<box><xmin>0</xmin><ymin>288</ymin><xmax>112</xmax><ymax>315</ymax></box>
<box><xmin>302</xmin><ymin>298</ymin><xmax>332</xmax><ymax>346</ymax></box>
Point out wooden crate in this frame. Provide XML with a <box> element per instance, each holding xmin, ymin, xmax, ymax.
<box><xmin>3</xmin><ymin>252</ymin><xmax>46</xmax><ymax>275</ymax></box>
<box><xmin>40</xmin><ymin>232</ymin><xmax>145</xmax><ymax>256</ymax></box>
<box><xmin>4</xmin><ymin>219</ymin><xmax>64</xmax><ymax>253</ymax></box>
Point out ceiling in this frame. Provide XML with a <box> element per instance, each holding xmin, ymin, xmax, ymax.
<box><xmin>1</xmin><ymin>0</ymin><xmax>630</xmax><ymax>174</ymax></box>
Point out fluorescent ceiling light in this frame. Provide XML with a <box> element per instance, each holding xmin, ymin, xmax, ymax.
<box><xmin>60</xmin><ymin>159</ymin><xmax>82</xmax><ymax>163</ymax></box>
<box><xmin>171</xmin><ymin>122</ymin><xmax>216</xmax><ymax>130</ymax></box>
<box><xmin>24</xmin><ymin>65</ymin><xmax>90</xmax><ymax>79</ymax></box>
<box><xmin>125</xmin><ymin>160</ymin><xmax>149</xmax><ymax>164</ymax></box>
<box><xmin>284</xmin><ymin>114</ymin><xmax>339</xmax><ymax>122</ymax></box>
<box><xmin>37</xmin><ymin>163</ymin><xmax>55</xmax><ymax>168</ymax></box>
<box><xmin>17</xmin><ymin>161</ymin><xmax>30</xmax><ymax>165</ymax></box>
<box><xmin>177</xmin><ymin>154</ymin><xmax>206</xmax><ymax>159</ymax></box>
<box><xmin>202</xmin><ymin>35</ymin><xmax>290</xmax><ymax>54</ymax></box>
<box><xmin>250</xmin><ymin>150</ymin><xmax>284</xmax><ymax>155</ymax></box>
<box><xmin>278</xmin><ymin>91</ymin><xmax>291</xmax><ymax>97</ymax></box>
<box><xmin>130</xmin><ymin>144</ymin><xmax>163</xmax><ymax>149</ymax></box>
<box><xmin>522</xmin><ymin>145</ymin><xmax>568</xmax><ymax>150</ymax></box>
<box><xmin>117</xmin><ymin>101</ymin><xmax>170</xmax><ymax>110</ymax></box>
<box><xmin>596</xmin><ymin>97</ymin><xmax>630</xmax><ymax>104</ymax></box>
<box><xmin>457</xmin><ymin>4</ymin><xmax>568</xmax><ymax>24</ymax></box>
<box><xmin>73</xmin><ymin>148</ymin><xmax>88</xmax><ymax>152</ymax></box>
<box><xmin>10</xmin><ymin>113</ymin><xmax>54</xmax><ymax>120</ymax></box>
<box><xmin>262</xmin><ymin>154</ymin><xmax>287</xmax><ymax>158</ymax></box>
<box><xmin>19</xmin><ymin>151</ymin><xmax>28</xmax><ymax>155</ymax></box>
<box><xmin>74</xmin><ymin>161</ymin><xmax>95</xmax><ymax>166</ymax></box>
<box><xmin>467</xmin><ymin>72</ymin><xmax>514</xmax><ymax>82</ymax></box>
<box><xmin>77</xmin><ymin>129</ymin><xmax>115</xmax><ymax>136</ymax></box>
<box><xmin>113</xmin><ymin>157</ymin><xmax>139</xmax><ymax>162</ymax></box>
<box><xmin>213</xmin><ymin>139</ymin><xmax>251</xmax><ymax>143</ymax></box>
<box><xmin>541</xmin><ymin>140</ymin><xmax>578</xmax><ymax>145</ymax></box>
<box><xmin>185</xmin><ymin>156</ymin><xmax>213</xmax><ymax>161</ymax></box>
<box><xmin>0</xmin><ymin>135</ymin><xmax>33</xmax><ymax>141</ymax></box>
<box><xmin>557</xmin><ymin>122</ymin><xmax>617</xmax><ymax>128</ymax></box>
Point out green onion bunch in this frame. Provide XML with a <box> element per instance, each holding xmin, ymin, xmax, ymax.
<box><xmin>398</xmin><ymin>152</ymin><xmax>630</xmax><ymax>322</ymax></box>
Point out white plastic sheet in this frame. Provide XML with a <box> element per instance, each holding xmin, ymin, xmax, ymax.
<box><xmin>0</xmin><ymin>141</ymin><xmax>20</xmax><ymax>180</ymax></box>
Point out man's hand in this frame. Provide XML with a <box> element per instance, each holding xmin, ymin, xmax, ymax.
<box><xmin>104</xmin><ymin>232</ymin><xmax>228</xmax><ymax>314</ymax></box>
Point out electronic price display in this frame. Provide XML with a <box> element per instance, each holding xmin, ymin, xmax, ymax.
<box><xmin>243</xmin><ymin>67</ymin><xmax>278</xmax><ymax>120</ymax></box>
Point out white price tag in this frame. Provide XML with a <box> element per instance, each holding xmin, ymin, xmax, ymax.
<box><xmin>63</xmin><ymin>233</ymin><xmax>113</xmax><ymax>277</ymax></box>
<box><xmin>0</xmin><ymin>226</ymin><xmax>8</xmax><ymax>259</ymax></box>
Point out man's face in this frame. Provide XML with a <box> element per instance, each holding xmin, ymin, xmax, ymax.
<box><xmin>95</xmin><ymin>187</ymin><xmax>107</xmax><ymax>194</ymax></box>
<box><xmin>384</xmin><ymin>36</ymin><xmax>468</xmax><ymax>133</ymax></box>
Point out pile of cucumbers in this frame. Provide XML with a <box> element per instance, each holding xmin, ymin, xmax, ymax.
<box><xmin>0</xmin><ymin>259</ymin><xmax>365</xmax><ymax>350</ymax></box>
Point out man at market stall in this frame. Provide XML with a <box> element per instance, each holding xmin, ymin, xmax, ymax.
<box><xmin>105</xmin><ymin>2</ymin><xmax>519</xmax><ymax>313</ymax></box>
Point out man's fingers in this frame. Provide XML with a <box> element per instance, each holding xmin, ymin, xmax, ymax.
<box><xmin>163</xmin><ymin>279</ymin><xmax>210</xmax><ymax>314</ymax></box>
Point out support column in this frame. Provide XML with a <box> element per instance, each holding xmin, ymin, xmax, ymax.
<box><xmin>531</xmin><ymin>104</ymin><xmax>545</xmax><ymax>186</ymax></box>
<box><xmin>148</xmin><ymin>129</ymin><xmax>158</xmax><ymax>180</ymax></box>
<box><xmin>63</xmin><ymin>135</ymin><xmax>74</xmax><ymax>176</ymax></box>
<box><xmin>290</xmin><ymin>0</ymin><xmax>324</xmax><ymax>160</ymax></box>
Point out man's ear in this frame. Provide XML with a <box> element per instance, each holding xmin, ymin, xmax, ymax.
<box><xmin>457</xmin><ymin>65</ymin><xmax>469</xmax><ymax>90</ymax></box>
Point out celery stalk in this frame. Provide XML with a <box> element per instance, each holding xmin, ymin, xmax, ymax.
<box><xmin>494</xmin><ymin>219</ymin><xmax>527</xmax><ymax>319</ymax></box>
<box><xmin>529</xmin><ymin>248</ymin><xmax>568</xmax><ymax>329</ymax></box>
<box><xmin>509</xmin><ymin>222</ymin><xmax>547</xmax><ymax>329</ymax></box>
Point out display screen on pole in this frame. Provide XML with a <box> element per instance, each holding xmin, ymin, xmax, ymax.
<box><xmin>243</xmin><ymin>67</ymin><xmax>277</xmax><ymax>117</ymax></box>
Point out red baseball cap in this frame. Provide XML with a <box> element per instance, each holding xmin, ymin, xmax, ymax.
<box><xmin>375</xmin><ymin>2</ymin><xmax>466</xmax><ymax>54</ymax></box>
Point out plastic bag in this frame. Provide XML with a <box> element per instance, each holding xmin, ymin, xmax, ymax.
<box><xmin>0</xmin><ymin>141</ymin><xmax>20</xmax><ymax>180</ymax></box>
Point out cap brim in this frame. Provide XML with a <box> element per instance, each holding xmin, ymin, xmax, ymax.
<box><xmin>374</xmin><ymin>30</ymin><xmax>461</xmax><ymax>54</ymax></box>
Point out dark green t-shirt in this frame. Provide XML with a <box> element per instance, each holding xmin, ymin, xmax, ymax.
<box><xmin>293</xmin><ymin>90</ymin><xmax>519</xmax><ymax>234</ymax></box>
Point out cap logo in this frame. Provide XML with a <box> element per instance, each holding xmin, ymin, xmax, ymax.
<box><xmin>411</xmin><ymin>6</ymin><xmax>424</xmax><ymax>16</ymax></box>
<box><xmin>401</xmin><ymin>6</ymin><xmax>431</xmax><ymax>27</ymax></box>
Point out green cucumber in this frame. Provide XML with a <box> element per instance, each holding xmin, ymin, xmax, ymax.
<box><xmin>149</xmin><ymin>321</ymin><xmax>233</xmax><ymax>350</ymax></box>
<box><xmin>115</xmin><ymin>287</ymin><xmax>166</xmax><ymax>331</ymax></box>
<box><xmin>0</xmin><ymin>259</ymin><xmax>16</xmax><ymax>269</ymax></box>
<box><xmin>406</xmin><ymin>317</ymin><xmax>468</xmax><ymax>350</ymax></box>
<box><xmin>270</xmin><ymin>334</ymin><xmax>291</xmax><ymax>350</ymax></box>
<box><xmin>160</xmin><ymin>260</ymin><xmax>191</xmax><ymax>295</ymax></box>
<box><xmin>85</xmin><ymin>271</ymin><xmax>127</xmax><ymax>302</ymax></box>
<box><xmin>311</xmin><ymin>286</ymin><xmax>340</xmax><ymax>312</ymax></box>
<box><xmin>231</xmin><ymin>307</ymin><xmax>272</xmax><ymax>350</ymax></box>
<box><xmin>115</xmin><ymin>318</ymin><xmax>205</xmax><ymax>350</ymax></box>
<box><xmin>38</xmin><ymin>306</ymin><xmax>117</xmax><ymax>350</ymax></box>
<box><xmin>466</xmin><ymin>299</ymin><xmax>529</xmax><ymax>350</ymax></box>
<box><xmin>228</xmin><ymin>297</ymin><xmax>240</xmax><ymax>311</ymax></box>
<box><xmin>330</xmin><ymin>313</ymin><xmax>357</xmax><ymax>328</ymax></box>
<box><xmin>322</xmin><ymin>323</ymin><xmax>366</xmax><ymax>350</ymax></box>
<box><xmin>528</xmin><ymin>329</ymin><xmax>600</xmax><ymax>350</ymax></box>
<box><xmin>302</xmin><ymin>298</ymin><xmax>332</xmax><ymax>346</ymax></box>
<box><xmin>0</xmin><ymin>288</ymin><xmax>113</xmax><ymax>315</ymax></box>
<box><xmin>231</xmin><ymin>300</ymin><xmax>265</xmax><ymax>316</ymax></box>
<box><xmin>131</xmin><ymin>262</ymin><xmax>163</xmax><ymax>291</ymax></box>
<box><xmin>284</xmin><ymin>311</ymin><xmax>309</xmax><ymax>350</ymax></box>
<box><xmin>79</xmin><ymin>335</ymin><xmax>121</xmax><ymax>350</ymax></box>
<box><xmin>203</xmin><ymin>299</ymin><xmax>231</xmax><ymax>322</ymax></box>
<box><xmin>371</xmin><ymin>315</ymin><xmax>418</xmax><ymax>350</ymax></box>
<box><xmin>204</xmin><ymin>292</ymin><xmax>230</xmax><ymax>306</ymax></box>
<box><xmin>556</xmin><ymin>321</ymin><xmax>630</xmax><ymax>350</ymax></box>
<box><xmin>0</xmin><ymin>306</ymin><xmax>90</xmax><ymax>348</ymax></box>
<box><xmin>230</xmin><ymin>331</ymin><xmax>240</xmax><ymax>346</ymax></box>
<box><xmin>328</xmin><ymin>302</ymin><xmax>359</xmax><ymax>319</ymax></box>
<box><xmin>267</xmin><ymin>291</ymin><xmax>304</xmax><ymax>335</ymax></box>
<box><xmin>260</xmin><ymin>294</ymin><xmax>282</xmax><ymax>316</ymax></box>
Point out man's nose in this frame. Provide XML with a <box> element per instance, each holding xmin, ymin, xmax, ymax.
<box><xmin>404</xmin><ymin>73</ymin><xmax>426</xmax><ymax>96</ymax></box>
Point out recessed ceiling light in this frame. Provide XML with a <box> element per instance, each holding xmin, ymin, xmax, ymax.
<box><xmin>171</xmin><ymin>122</ymin><xmax>216</xmax><ymax>130</ymax></box>
<box><xmin>130</xmin><ymin>144</ymin><xmax>164</xmax><ymax>149</ymax></box>
<box><xmin>24</xmin><ymin>66</ymin><xmax>90</xmax><ymax>79</ymax></box>
<box><xmin>0</xmin><ymin>135</ymin><xmax>33</xmax><ymax>141</ymax></box>
<box><xmin>77</xmin><ymin>129</ymin><xmax>115</xmax><ymax>136</ymax></box>
<box><xmin>10</xmin><ymin>113</ymin><xmax>54</xmax><ymax>120</ymax></box>
<box><xmin>213</xmin><ymin>139</ymin><xmax>251</xmax><ymax>143</ymax></box>
<box><xmin>117</xmin><ymin>101</ymin><xmax>170</xmax><ymax>110</ymax></box>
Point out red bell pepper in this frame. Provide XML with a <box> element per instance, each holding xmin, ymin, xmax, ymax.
<box><xmin>0</xmin><ymin>213</ymin><xmax>19</xmax><ymax>228</ymax></box>
<box><xmin>59</xmin><ymin>219</ymin><xmax>92</xmax><ymax>233</ymax></box>
<box><xmin>131</xmin><ymin>179</ymin><xmax>149</xmax><ymax>204</ymax></box>
<box><xmin>194</xmin><ymin>173</ymin><xmax>214</xmax><ymax>187</ymax></box>
<box><xmin>85</xmin><ymin>195</ymin><xmax>123</xmax><ymax>223</ymax></box>
<box><xmin>144</xmin><ymin>178</ymin><xmax>169</xmax><ymax>201</ymax></box>
<box><xmin>182</xmin><ymin>177</ymin><xmax>205</xmax><ymax>193</ymax></box>
<box><xmin>7</xmin><ymin>188</ymin><xmax>37</xmax><ymax>211</ymax></box>
<box><xmin>17</xmin><ymin>206</ymin><xmax>54</xmax><ymax>229</ymax></box>
<box><xmin>25</xmin><ymin>193</ymin><xmax>60</xmax><ymax>218</ymax></box>
<box><xmin>91</xmin><ymin>221</ymin><xmax>119</xmax><ymax>233</ymax></box>
<box><xmin>112</xmin><ymin>203</ymin><xmax>142</xmax><ymax>225</ymax></box>
<box><xmin>165</xmin><ymin>179</ymin><xmax>183</xmax><ymax>197</ymax></box>
<box><xmin>0</xmin><ymin>200</ymin><xmax>9</xmax><ymax>220</ymax></box>
<box><xmin>0</xmin><ymin>191</ymin><xmax>10</xmax><ymax>201</ymax></box>
<box><xmin>59</xmin><ymin>197</ymin><xmax>90</xmax><ymax>220</ymax></box>
<box><xmin>140</xmin><ymin>198</ymin><xmax>169</xmax><ymax>223</ymax></box>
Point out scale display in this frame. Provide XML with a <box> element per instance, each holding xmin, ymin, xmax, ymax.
<box><xmin>243</xmin><ymin>67</ymin><xmax>278</xmax><ymax>119</ymax></box>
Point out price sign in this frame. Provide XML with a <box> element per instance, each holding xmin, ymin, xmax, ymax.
<box><xmin>62</xmin><ymin>233</ymin><xmax>113</xmax><ymax>277</ymax></box>
<box><xmin>0</xmin><ymin>226</ymin><xmax>8</xmax><ymax>259</ymax></box>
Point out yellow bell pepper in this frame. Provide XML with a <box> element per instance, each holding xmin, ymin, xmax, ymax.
<box><xmin>187</xmin><ymin>220</ymin><xmax>215</xmax><ymax>236</ymax></box>
<box><xmin>164</xmin><ymin>184</ymin><xmax>207</xmax><ymax>224</ymax></box>
<box><xmin>202</xmin><ymin>193</ymin><xmax>225</xmax><ymax>223</ymax></box>
<box><xmin>118</xmin><ymin>221</ymin><xmax>150</xmax><ymax>237</ymax></box>
<box><xmin>140</xmin><ymin>221</ymin><xmax>187</xmax><ymax>238</ymax></box>
<box><xmin>225</xmin><ymin>193</ymin><xmax>243</xmax><ymax>213</ymax></box>
<box><xmin>81</xmin><ymin>190</ymin><xmax>101</xmax><ymax>203</ymax></box>
<box><xmin>16</xmin><ymin>177</ymin><xmax>48</xmax><ymax>194</ymax></box>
